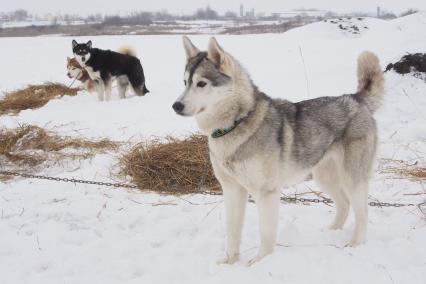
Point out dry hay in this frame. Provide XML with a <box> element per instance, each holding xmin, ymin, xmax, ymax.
<box><xmin>119</xmin><ymin>134</ymin><xmax>220</xmax><ymax>194</ymax></box>
<box><xmin>0</xmin><ymin>82</ymin><xmax>80</xmax><ymax>115</ymax></box>
<box><xmin>0</xmin><ymin>125</ymin><xmax>119</xmax><ymax>180</ymax></box>
<box><xmin>380</xmin><ymin>158</ymin><xmax>426</xmax><ymax>180</ymax></box>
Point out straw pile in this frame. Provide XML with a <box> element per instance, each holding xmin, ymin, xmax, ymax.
<box><xmin>0</xmin><ymin>125</ymin><xmax>118</xmax><ymax>180</ymax></box>
<box><xmin>119</xmin><ymin>134</ymin><xmax>220</xmax><ymax>194</ymax></box>
<box><xmin>0</xmin><ymin>82</ymin><xmax>80</xmax><ymax>115</ymax></box>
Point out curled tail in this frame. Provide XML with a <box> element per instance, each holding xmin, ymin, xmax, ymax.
<box><xmin>117</xmin><ymin>46</ymin><xmax>137</xmax><ymax>57</ymax></box>
<box><xmin>356</xmin><ymin>51</ymin><xmax>385</xmax><ymax>113</ymax></box>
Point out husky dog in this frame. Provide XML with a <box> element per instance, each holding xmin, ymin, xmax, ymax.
<box><xmin>72</xmin><ymin>40</ymin><xmax>149</xmax><ymax>101</ymax></box>
<box><xmin>67</xmin><ymin>47</ymin><xmax>136</xmax><ymax>95</ymax></box>
<box><xmin>67</xmin><ymin>57</ymin><xmax>97</xmax><ymax>92</ymax></box>
<box><xmin>173</xmin><ymin>36</ymin><xmax>384</xmax><ymax>265</ymax></box>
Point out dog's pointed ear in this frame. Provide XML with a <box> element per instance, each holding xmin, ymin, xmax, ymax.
<box><xmin>182</xmin><ymin>36</ymin><xmax>199</xmax><ymax>59</ymax></box>
<box><xmin>207</xmin><ymin>37</ymin><xmax>225</xmax><ymax>67</ymax></box>
<box><xmin>72</xmin><ymin>40</ymin><xmax>77</xmax><ymax>49</ymax></box>
<box><xmin>86</xmin><ymin>40</ymin><xmax>92</xmax><ymax>49</ymax></box>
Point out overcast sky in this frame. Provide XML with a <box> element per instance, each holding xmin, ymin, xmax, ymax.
<box><xmin>1</xmin><ymin>0</ymin><xmax>425</xmax><ymax>15</ymax></box>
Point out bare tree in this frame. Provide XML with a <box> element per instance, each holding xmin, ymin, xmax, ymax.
<box><xmin>195</xmin><ymin>6</ymin><xmax>219</xmax><ymax>20</ymax></box>
<box><xmin>400</xmin><ymin>9</ymin><xmax>419</xmax><ymax>17</ymax></box>
<box><xmin>224</xmin><ymin>11</ymin><xmax>238</xmax><ymax>19</ymax></box>
<box><xmin>12</xmin><ymin>9</ymin><xmax>29</xmax><ymax>21</ymax></box>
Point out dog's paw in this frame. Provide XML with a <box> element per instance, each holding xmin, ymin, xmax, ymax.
<box><xmin>328</xmin><ymin>223</ymin><xmax>343</xmax><ymax>230</ymax></box>
<box><xmin>247</xmin><ymin>255</ymin><xmax>262</xmax><ymax>266</ymax></box>
<box><xmin>217</xmin><ymin>253</ymin><xmax>239</xmax><ymax>265</ymax></box>
<box><xmin>345</xmin><ymin>239</ymin><xmax>363</xmax><ymax>248</ymax></box>
<box><xmin>247</xmin><ymin>250</ymin><xmax>272</xmax><ymax>266</ymax></box>
<box><xmin>247</xmin><ymin>253</ymin><xmax>270</xmax><ymax>266</ymax></box>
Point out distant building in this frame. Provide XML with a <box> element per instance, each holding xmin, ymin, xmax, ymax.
<box><xmin>240</xmin><ymin>4</ymin><xmax>244</xmax><ymax>17</ymax></box>
<box><xmin>377</xmin><ymin>6</ymin><xmax>381</xmax><ymax>17</ymax></box>
<box><xmin>245</xmin><ymin>8</ymin><xmax>255</xmax><ymax>18</ymax></box>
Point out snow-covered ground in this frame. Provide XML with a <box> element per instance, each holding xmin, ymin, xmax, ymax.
<box><xmin>0</xmin><ymin>13</ymin><xmax>425</xmax><ymax>283</ymax></box>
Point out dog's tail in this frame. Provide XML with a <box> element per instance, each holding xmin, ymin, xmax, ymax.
<box><xmin>117</xmin><ymin>46</ymin><xmax>137</xmax><ymax>57</ymax></box>
<box><xmin>356</xmin><ymin>51</ymin><xmax>385</xmax><ymax>113</ymax></box>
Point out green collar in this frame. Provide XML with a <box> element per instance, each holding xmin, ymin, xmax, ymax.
<box><xmin>211</xmin><ymin>117</ymin><xmax>245</xmax><ymax>139</ymax></box>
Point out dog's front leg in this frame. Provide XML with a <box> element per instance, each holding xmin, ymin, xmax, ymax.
<box><xmin>248</xmin><ymin>189</ymin><xmax>280</xmax><ymax>266</ymax></box>
<box><xmin>217</xmin><ymin>181</ymin><xmax>248</xmax><ymax>265</ymax></box>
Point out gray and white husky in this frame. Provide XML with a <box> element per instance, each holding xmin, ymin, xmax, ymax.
<box><xmin>173</xmin><ymin>36</ymin><xmax>384</xmax><ymax>265</ymax></box>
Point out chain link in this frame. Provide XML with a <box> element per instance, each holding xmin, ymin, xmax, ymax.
<box><xmin>280</xmin><ymin>196</ymin><xmax>334</xmax><ymax>205</ymax></box>
<box><xmin>1</xmin><ymin>170</ymin><xmax>423</xmax><ymax>208</ymax></box>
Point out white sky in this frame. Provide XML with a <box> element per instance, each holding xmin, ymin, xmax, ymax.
<box><xmin>1</xmin><ymin>0</ymin><xmax>425</xmax><ymax>16</ymax></box>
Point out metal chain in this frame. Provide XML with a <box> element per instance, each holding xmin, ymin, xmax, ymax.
<box><xmin>67</xmin><ymin>71</ymin><xmax>81</xmax><ymax>89</ymax></box>
<box><xmin>0</xmin><ymin>170</ymin><xmax>138</xmax><ymax>189</ymax></box>
<box><xmin>280</xmin><ymin>196</ymin><xmax>422</xmax><ymax>208</ymax></box>
<box><xmin>1</xmin><ymin>170</ymin><xmax>424</xmax><ymax>208</ymax></box>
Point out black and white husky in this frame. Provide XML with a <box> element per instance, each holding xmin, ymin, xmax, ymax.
<box><xmin>173</xmin><ymin>36</ymin><xmax>384</xmax><ymax>265</ymax></box>
<box><xmin>72</xmin><ymin>40</ymin><xmax>149</xmax><ymax>101</ymax></box>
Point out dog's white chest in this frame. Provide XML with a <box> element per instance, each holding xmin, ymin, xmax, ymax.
<box><xmin>85</xmin><ymin>66</ymin><xmax>101</xmax><ymax>81</ymax></box>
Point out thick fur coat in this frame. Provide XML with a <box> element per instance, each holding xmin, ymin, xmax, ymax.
<box><xmin>173</xmin><ymin>36</ymin><xmax>384</xmax><ymax>265</ymax></box>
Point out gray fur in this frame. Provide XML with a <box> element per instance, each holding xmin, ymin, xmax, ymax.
<box><xmin>186</xmin><ymin>52</ymin><xmax>231</xmax><ymax>87</ymax></box>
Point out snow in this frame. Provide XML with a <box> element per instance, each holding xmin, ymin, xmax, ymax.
<box><xmin>0</xmin><ymin>14</ymin><xmax>425</xmax><ymax>283</ymax></box>
<box><xmin>0</xmin><ymin>20</ymin><xmax>98</xmax><ymax>28</ymax></box>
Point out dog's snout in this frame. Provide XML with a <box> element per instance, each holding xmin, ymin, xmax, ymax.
<box><xmin>172</xmin><ymin>102</ymin><xmax>185</xmax><ymax>113</ymax></box>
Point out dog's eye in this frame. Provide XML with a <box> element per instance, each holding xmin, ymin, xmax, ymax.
<box><xmin>197</xmin><ymin>81</ymin><xmax>207</xmax><ymax>88</ymax></box>
<box><xmin>184</xmin><ymin>80</ymin><xmax>187</xmax><ymax>86</ymax></box>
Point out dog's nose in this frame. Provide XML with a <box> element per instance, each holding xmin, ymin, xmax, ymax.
<box><xmin>172</xmin><ymin>102</ymin><xmax>185</xmax><ymax>113</ymax></box>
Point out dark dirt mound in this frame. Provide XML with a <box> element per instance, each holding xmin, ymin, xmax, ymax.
<box><xmin>324</xmin><ymin>17</ymin><xmax>368</xmax><ymax>35</ymax></box>
<box><xmin>385</xmin><ymin>53</ymin><xmax>426</xmax><ymax>74</ymax></box>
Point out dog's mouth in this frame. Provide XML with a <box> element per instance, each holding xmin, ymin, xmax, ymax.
<box><xmin>172</xmin><ymin>102</ymin><xmax>205</xmax><ymax>117</ymax></box>
<box><xmin>196</xmin><ymin>107</ymin><xmax>205</xmax><ymax>115</ymax></box>
<box><xmin>175</xmin><ymin>112</ymin><xmax>190</xmax><ymax>117</ymax></box>
<box><xmin>176</xmin><ymin>108</ymin><xmax>204</xmax><ymax>117</ymax></box>
<box><xmin>67</xmin><ymin>73</ymin><xmax>72</xmax><ymax>78</ymax></box>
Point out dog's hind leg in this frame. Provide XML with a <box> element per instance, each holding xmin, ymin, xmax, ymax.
<box><xmin>345</xmin><ymin>183</ymin><xmax>368</xmax><ymax>247</ymax></box>
<box><xmin>105</xmin><ymin>78</ymin><xmax>112</xmax><ymax>101</ymax></box>
<box><xmin>117</xmin><ymin>76</ymin><xmax>129</xmax><ymax>99</ymax></box>
<box><xmin>95</xmin><ymin>80</ymin><xmax>105</xmax><ymax>101</ymax></box>
<box><xmin>341</xmin><ymin>134</ymin><xmax>376</xmax><ymax>247</ymax></box>
<box><xmin>313</xmin><ymin>156</ymin><xmax>349</xmax><ymax>230</ymax></box>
